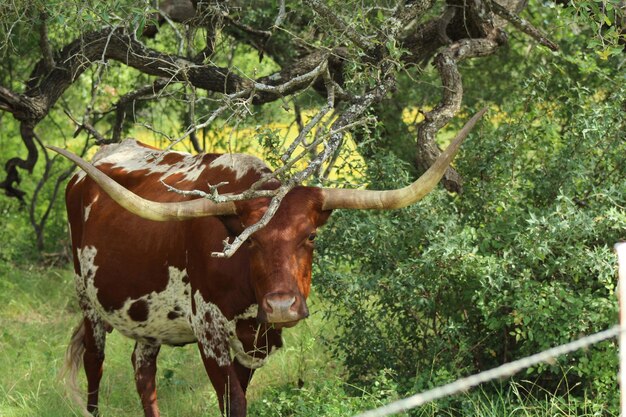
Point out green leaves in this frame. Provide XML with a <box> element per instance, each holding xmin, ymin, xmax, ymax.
<box><xmin>315</xmin><ymin>66</ymin><xmax>624</xmax><ymax>412</ymax></box>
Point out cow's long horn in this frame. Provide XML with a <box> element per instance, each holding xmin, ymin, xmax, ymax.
<box><xmin>47</xmin><ymin>146</ymin><xmax>237</xmax><ymax>221</ymax></box>
<box><xmin>321</xmin><ymin>108</ymin><xmax>487</xmax><ymax>210</ymax></box>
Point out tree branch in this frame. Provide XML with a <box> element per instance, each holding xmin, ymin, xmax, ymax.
<box><xmin>416</xmin><ymin>38</ymin><xmax>499</xmax><ymax>193</ymax></box>
<box><xmin>489</xmin><ymin>0</ymin><xmax>559</xmax><ymax>51</ymax></box>
<box><xmin>112</xmin><ymin>79</ymin><xmax>170</xmax><ymax>143</ymax></box>
<box><xmin>0</xmin><ymin>122</ymin><xmax>38</xmax><ymax>201</ymax></box>
<box><xmin>38</xmin><ymin>11</ymin><xmax>56</xmax><ymax>72</ymax></box>
<box><xmin>0</xmin><ymin>25</ymin><xmax>340</xmax><ymax>200</ymax></box>
<box><xmin>303</xmin><ymin>0</ymin><xmax>377</xmax><ymax>55</ymax></box>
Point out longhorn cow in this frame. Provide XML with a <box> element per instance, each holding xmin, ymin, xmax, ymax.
<box><xmin>51</xmin><ymin>109</ymin><xmax>485</xmax><ymax>417</ymax></box>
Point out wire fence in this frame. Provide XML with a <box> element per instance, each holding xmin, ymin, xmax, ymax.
<box><xmin>353</xmin><ymin>242</ymin><xmax>626</xmax><ymax>417</ymax></box>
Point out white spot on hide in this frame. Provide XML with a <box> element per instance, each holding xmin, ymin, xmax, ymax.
<box><xmin>209</xmin><ymin>154</ymin><xmax>269</xmax><ymax>180</ymax></box>
<box><xmin>74</xmin><ymin>251</ymin><xmax>276</xmax><ymax>369</ymax></box>
<box><xmin>191</xmin><ymin>294</ymin><xmax>273</xmax><ymax>369</ymax></box>
<box><xmin>91</xmin><ymin>139</ymin><xmax>206</xmax><ymax>183</ymax></box>
<box><xmin>76</xmin><ymin>246</ymin><xmax>105</xmax><ymax>351</ymax></box>
<box><xmin>228</xmin><ymin>305</ymin><xmax>275</xmax><ymax>369</ymax></box>
<box><xmin>133</xmin><ymin>342</ymin><xmax>160</xmax><ymax>370</ymax></box>
<box><xmin>104</xmin><ymin>267</ymin><xmax>195</xmax><ymax>345</ymax></box>
<box><xmin>78</xmin><ymin>258</ymin><xmax>195</xmax><ymax>346</ymax></box>
<box><xmin>83</xmin><ymin>195</ymin><xmax>99</xmax><ymax>222</ymax></box>
<box><xmin>191</xmin><ymin>291</ymin><xmax>231</xmax><ymax>366</ymax></box>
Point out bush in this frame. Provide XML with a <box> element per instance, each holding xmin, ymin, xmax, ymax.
<box><xmin>314</xmin><ymin>72</ymin><xmax>624</xmax><ymax>413</ymax></box>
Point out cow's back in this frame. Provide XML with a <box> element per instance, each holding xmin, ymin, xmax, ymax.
<box><xmin>64</xmin><ymin>140</ymin><xmax>256</xmax><ymax>345</ymax></box>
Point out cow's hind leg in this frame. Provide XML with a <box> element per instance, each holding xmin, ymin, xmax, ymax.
<box><xmin>131</xmin><ymin>342</ymin><xmax>161</xmax><ymax>417</ymax></box>
<box><xmin>63</xmin><ymin>316</ymin><xmax>107</xmax><ymax>416</ymax></box>
<box><xmin>83</xmin><ymin>317</ymin><xmax>107</xmax><ymax>416</ymax></box>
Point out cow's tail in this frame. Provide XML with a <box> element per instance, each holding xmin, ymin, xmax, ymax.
<box><xmin>59</xmin><ymin>320</ymin><xmax>92</xmax><ymax>417</ymax></box>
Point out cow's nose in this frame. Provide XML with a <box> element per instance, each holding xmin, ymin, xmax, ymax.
<box><xmin>260</xmin><ymin>292</ymin><xmax>308</xmax><ymax>324</ymax></box>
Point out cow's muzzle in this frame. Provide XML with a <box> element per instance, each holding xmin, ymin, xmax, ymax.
<box><xmin>257</xmin><ymin>292</ymin><xmax>309</xmax><ymax>325</ymax></box>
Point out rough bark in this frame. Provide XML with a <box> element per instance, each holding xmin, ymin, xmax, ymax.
<box><xmin>0</xmin><ymin>0</ymin><xmax>559</xmax><ymax>208</ymax></box>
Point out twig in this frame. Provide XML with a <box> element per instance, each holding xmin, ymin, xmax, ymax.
<box><xmin>159</xmin><ymin>10</ymin><xmax>185</xmax><ymax>55</ymax></box>
<box><xmin>211</xmin><ymin>185</ymin><xmax>293</xmax><ymax>258</ymax></box>
<box><xmin>252</xmin><ymin>59</ymin><xmax>328</xmax><ymax>95</ymax></box>
<box><xmin>274</xmin><ymin>0</ymin><xmax>286</xmax><ymax>28</ymax></box>
<box><xmin>160</xmin><ymin>180</ymin><xmax>276</xmax><ymax>204</ymax></box>
<box><xmin>112</xmin><ymin>79</ymin><xmax>171</xmax><ymax>142</ymax></box>
<box><xmin>165</xmin><ymin>60</ymin><xmax>328</xmax><ymax>151</ymax></box>
<box><xmin>489</xmin><ymin>0</ymin><xmax>559</xmax><ymax>51</ymax></box>
<box><xmin>280</xmin><ymin>103</ymin><xmax>333</xmax><ymax>163</ymax></box>
<box><xmin>224</xmin><ymin>14</ymin><xmax>272</xmax><ymax>38</ymax></box>
<box><xmin>303</xmin><ymin>0</ymin><xmax>375</xmax><ymax>54</ymax></box>
<box><xmin>64</xmin><ymin>109</ymin><xmax>108</xmax><ymax>144</ymax></box>
<box><xmin>185</xmin><ymin>84</ymin><xmax>203</xmax><ymax>153</ymax></box>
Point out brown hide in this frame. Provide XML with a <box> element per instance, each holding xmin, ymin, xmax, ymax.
<box><xmin>64</xmin><ymin>140</ymin><xmax>329</xmax><ymax>417</ymax></box>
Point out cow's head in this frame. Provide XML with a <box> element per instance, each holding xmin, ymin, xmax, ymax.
<box><xmin>49</xmin><ymin>109</ymin><xmax>485</xmax><ymax>327</ymax></box>
<box><xmin>225</xmin><ymin>188</ymin><xmax>330</xmax><ymax>327</ymax></box>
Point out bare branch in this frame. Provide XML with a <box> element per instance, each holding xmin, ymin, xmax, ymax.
<box><xmin>252</xmin><ymin>58</ymin><xmax>328</xmax><ymax>95</ymax></box>
<box><xmin>38</xmin><ymin>11</ymin><xmax>55</xmax><ymax>72</ymax></box>
<box><xmin>164</xmin><ymin>90</ymin><xmax>250</xmax><ymax>150</ymax></box>
<box><xmin>112</xmin><ymin>79</ymin><xmax>171</xmax><ymax>143</ymax></box>
<box><xmin>64</xmin><ymin>109</ymin><xmax>108</xmax><ymax>144</ymax></box>
<box><xmin>280</xmin><ymin>103</ymin><xmax>333</xmax><ymax>164</ymax></box>
<box><xmin>489</xmin><ymin>0</ymin><xmax>559</xmax><ymax>51</ymax></box>
<box><xmin>166</xmin><ymin>58</ymin><xmax>329</xmax><ymax>151</ymax></box>
<box><xmin>161</xmin><ymin>180</ymin><xmax>276</xmax><ymax>204</ymax></box>
<box><xmin>211</xmin><ymin>185</ymin><xmax>292</xmax><ymax>258</ymax></box>
<box><xmin>20</xmin><ymin>27</ymin><xmax>337</xmax><ymax>120</ymax></box>
<box><xmin>185</xmin><ymin>86</ymin><xmax>203</xmax><ymax>153</ymax></box>
<box><xmin>273</xmin><ymin>0</ymin><xmax>286</xmax><ymax>28</ymax></box>
<box><xmin>159</xmin><ymin>9</ymin><xmax>186</xmax><ymax>55</ymax></box>
<box><xmin>224</xmin><ymin>14</ymin><xmax>272</xmax><ymax>39</ymax></box>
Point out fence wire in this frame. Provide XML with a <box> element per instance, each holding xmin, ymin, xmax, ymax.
<box><xmin>354</xmin><ymin>325</ymin><xmax>621</xmax><ymax>417</ymax></box>
<box><xmin>353</xmin><ymin>243</ymin><xmax>626</xmax><ymax>417</ymax></box>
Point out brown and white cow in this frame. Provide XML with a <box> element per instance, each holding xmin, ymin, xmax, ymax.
<box><xmin>52</xmin><ymin>109</ymin><xmax>485</xmax><ymax>417</ymax></box>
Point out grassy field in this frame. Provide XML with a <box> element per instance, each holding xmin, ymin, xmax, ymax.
<box><xmin>0</xmin><ymin>263</ymin><xmax>396</xmax><ymax>417</ymax></box>
<box><xmin>0</xmin><ymin>263</ymin><xmax>615</xmax><ymax>417</ymax></box>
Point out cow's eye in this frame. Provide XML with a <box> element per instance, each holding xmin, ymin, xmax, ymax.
<box><xmin>307</xmin><ymin>233</ymin><xmax>317</xmax><ymax>242</ymax></box>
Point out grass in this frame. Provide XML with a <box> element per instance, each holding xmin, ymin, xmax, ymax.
<box><xmin>0</xmin><ymin>262</ymin><xmax>616</xmax><ymax>417</ymax></box>
<box><xmin>0</xmin><ymin>263</ymin><xmax>385</xmax><ymax>417</ymax></box>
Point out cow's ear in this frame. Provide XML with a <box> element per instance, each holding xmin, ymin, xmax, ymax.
<box><xmin>317</xmin><ymin>210</ymin><xmax>333</xmax><ymax>227</ymax></box>
<box><xmin>219</xmin><ymin>215</ymin><xmax>245</xmax><ymax>236</ymax></box>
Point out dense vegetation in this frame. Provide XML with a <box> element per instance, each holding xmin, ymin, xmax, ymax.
<box><xmin>317</xmin><ymin>60</ymin><xmax>625</xmax><ymax>413</ymax></box>
<box><xmin>1</xmin><ymin>0</ymin><xmax>625</xmax><ymax>416</ymax></box>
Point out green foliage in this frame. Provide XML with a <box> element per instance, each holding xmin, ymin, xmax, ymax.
<box><xmin>315</xmin><ymin>52</ymin><xmax>624</xmax><ymax>413</ymax></box>
<box><xmin>249</xmin><ymin>369</ymin><xmax>400</xmax><ymax>417</ymax></box>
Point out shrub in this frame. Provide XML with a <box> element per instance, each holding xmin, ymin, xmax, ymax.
<box><xmin>315</xmin><ymin>74</ymin><xmax>624</xmax><ymax>412</ymax></box>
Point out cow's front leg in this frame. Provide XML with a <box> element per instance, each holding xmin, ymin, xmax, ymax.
<box><xmin>131</xmin><ymin>342</ymin><xmax>161</xmax><ymax>417</ymax></box>
<box><xmin>191</xmin><ymin>292</ymin><xmax>247</xmax><ymax>416</ymax></box>
<box><xmin>232</xmin><ymin>320</ymin><xmax>284</xmax><ymax>393</ymax></box>
<box><xmin>197</xmin><ymin>342</ymin><xmax>247</xmax><ymax>417</ymax></box>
